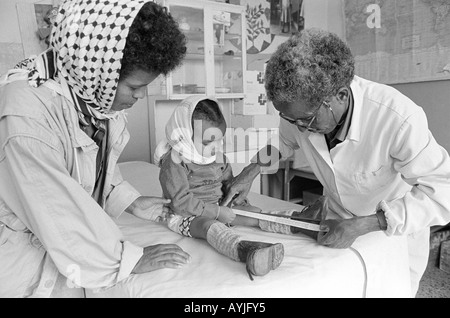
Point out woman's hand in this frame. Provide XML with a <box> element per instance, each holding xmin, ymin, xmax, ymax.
<box><xmin>126</xmin><ymin>196</ymin><xmax>172</xmax><ymax>222</ymax></box>
<box><xmin>221</xmin><ymin>163</ymin><xmax>260</xmax><ymax>207</ymax></box>
<box><xmin>132</xmin><ymin>244</ymin><xmax>191</xmax><ymax>274</ymax></box>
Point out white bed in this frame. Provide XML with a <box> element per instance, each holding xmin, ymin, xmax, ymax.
<box><xmin>85</xmin><ymin>161</ymin><xmax>412</xmax><ymax>298</ymax></box>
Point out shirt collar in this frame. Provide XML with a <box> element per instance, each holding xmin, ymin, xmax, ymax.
<box><xmin>346</xmin><ymin>76</ymin><xmax>364</xmax><ymax>142</ymax></box>
<box><xmin>327</xmin><ymin>76</ymin><xmax>364</xmax><ymax>145</ymax></box>
<box><xmin>333</xmin><ymin>91</ymin><xmax>354</xmax><ymax>143</ymax></box>
<box><xmin>326</xmin><ymin>84</ymin><xmax>355</xmax><ymax>147</ymax></box>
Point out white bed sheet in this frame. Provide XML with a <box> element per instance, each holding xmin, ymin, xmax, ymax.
<box><xmin>86</xmin><ymin>161</ymin><xmax>412</xmax><ymax>298</ymax></box>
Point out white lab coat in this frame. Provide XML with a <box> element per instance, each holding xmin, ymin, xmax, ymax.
<box><xmin>276</xmin><ymin>76</ymin><xmax>450</xmax><ymax>296</ymax></box>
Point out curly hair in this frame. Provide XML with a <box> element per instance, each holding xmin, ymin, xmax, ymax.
<box><xmin>192</xmin><ymin>99</ymin><xmax>226</xmax><ymax>127</ymax></box>
<box><xmin>265</xmin><ymin>28</ymin><xmax>355</xmax><ymax>109</ymax></box>
<box><xmin>121</xmin><ymin>1</ymin><xmax>187</xmax><ymax>77</ymax></box>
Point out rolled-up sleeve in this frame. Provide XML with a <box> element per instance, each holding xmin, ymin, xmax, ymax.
<box><xmin>2</xmin><ymin>116</ymin><xmax>143</xmax><ymax>289</ymax></box>
<box><xmin>105</xmin><ymin>165</ymin><xmax>141</xmax><ymax>219</ymax></box>
<box><xmin>117</xmin><ymin>241</ymin><xmax>143</xmax><ymax>282</ymax></box>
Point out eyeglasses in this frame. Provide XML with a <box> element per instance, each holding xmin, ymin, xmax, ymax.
<box><xmin>280</xmin><ymin>100</ymin><xmax>344</xmax><ymax>133</ymax></box>
<box><xmin>279</xmin><ymin>101</ymin><xmax>331</xmax><ymax>132</ymax></box>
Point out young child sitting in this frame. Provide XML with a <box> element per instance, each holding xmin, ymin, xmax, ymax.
<box><xmin>154</xmin><ymin>96</ymin><xmax>285</xmax><ymax>280</ymax></box>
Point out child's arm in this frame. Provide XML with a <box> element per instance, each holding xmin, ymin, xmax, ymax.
<box><xmin>220</xmin><ymin>160</ymin><xmax>251</xmax><ymax>207</ymax></box>
<box><xmin>159</xmin><ymin>153</ymin><xmax>231</xmax><ymax>221</ymax></box>
<box><xmin>221</xmin><ymin>160</ymin><xmax>234</xmax><ymax>190</ymax></box>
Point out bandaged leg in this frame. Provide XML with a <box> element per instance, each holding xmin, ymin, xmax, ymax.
<box><xmin>206</xmin><ymin>222</ymin><xmax>241</xmax><ymax>261</ymax></box>
<box><xmin>168</xmin><ymin>216</ymin><xmax>242</xmax><ymax>261</ymax></box>
<box><xmin>169</xmin><ymin>216</ymin><xmax>284</xmax><ymax>280</ymax></box>
<box><xmin>206</xmin><ymin>222</ymin><xmax>284</xmax><ymax>280</ymax></box>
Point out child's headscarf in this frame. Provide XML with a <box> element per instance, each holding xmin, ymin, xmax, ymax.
<box><xmin>154</xmin><ymin>96</ymin><xmax>223</xmax><ymax>166</ymax></box>
<box><xmin>2</xmin><ymin>0</ymin><xmax>151</xmax><ymax>119</ymax></box>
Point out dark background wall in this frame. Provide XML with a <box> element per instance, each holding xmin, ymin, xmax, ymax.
<box><xmin>391</xmin><ymin>80</ymin><xmax>450</xmax><ymax>153</ymax></box>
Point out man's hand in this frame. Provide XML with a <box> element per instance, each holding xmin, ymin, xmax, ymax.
<box><xmin>132</xmin><ymin>244</ymin><xmax>191</xmax><ymax>274</ymax></box>
<box><xmin>127</xmin><ymin>196</ymin><xmax>171</xmax><ymax>222</ymax></box>
<box><xmin>217</xmin><ymin>206</ymin><xmax>236</xmax><ymax>224</ymax></box>
<box><xmin>317</xmin><ymin>215</ymin><xmax>381</xmax><ymax>249</ymax></box>
<box><xmin>221</xmin><ymin>163</ymin><xmax>260</xmax><ymax>207</ymax></box>
<box><xmin>317</xmin><ymin>219</ymin><xmax>360</xmax><ymax>249</ymax></box>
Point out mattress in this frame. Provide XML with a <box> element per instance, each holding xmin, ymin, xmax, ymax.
<box><xmin>85</xmin><ymin>161</ymin><xmax>412</xmax><ymax>298</ymax></box>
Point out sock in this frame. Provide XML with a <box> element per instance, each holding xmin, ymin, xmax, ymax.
<box><xmin>206</xmin><ymin>222</ymin><xmax>241</xmax><ymax>262</ymax></box>
<box><xmin>258</xmin><ymin>209</ymin><xmax>295</xmax><ymax>235</ymax></box>
<box><xmin>167</xmin><ymin>215</ymin><xmax>196</xmax><ymax>237</ymax></box>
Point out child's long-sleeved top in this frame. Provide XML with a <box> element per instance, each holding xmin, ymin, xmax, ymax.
<box><xmin>159</xmin><ymin>151</ymin><xmax>233</xmax><ymax>218</ymax></box>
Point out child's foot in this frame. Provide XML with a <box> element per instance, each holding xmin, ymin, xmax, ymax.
<box><xmin>295</xmin><ymin>195</ymin><xmax>328</xmax><ymax>220</ymax></box>
<box><xmin>291</xmin><ymin>196</ymin><xmax>328</xmax><ymax>238</ymax></box>
<box><xmin>258</xmin><ymin>196</ymin><xmax>329</xmax><ymax>239</ymax></box>
<box><xmin>237</xmin><ymin>241</ymin><xmax>284</xmax><ymax>280</ymax></box>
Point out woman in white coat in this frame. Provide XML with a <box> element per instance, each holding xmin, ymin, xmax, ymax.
<box><xmin>221</xmin><ymin>28</ymin><xmax>450</xmax><ymax>296</ymax></box>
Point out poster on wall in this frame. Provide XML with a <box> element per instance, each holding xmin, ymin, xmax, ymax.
<box><xmin>269</xmin><ymin>0</ymin><xmax>304</xmax><ymax>35</ymax></box>
<box><xmin>240</xmin><ymin>0</ymin><xmax>304</xmax><ymax>54</ymax></box>
<box><xmin>34</xmin><ymin>4</ymin><xmax>58</xmax><ymax>47</ymax></box>
<box><xmin>242</xmin><ymin>0</ymin><xmax>273</xmax><ymax>53</ymax></box>
<box><xmin>344</xmin><ymin>0</ymin><xmax>450</xmax><ymax>84</ymax></box>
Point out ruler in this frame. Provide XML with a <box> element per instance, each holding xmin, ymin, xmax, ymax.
<box><xmin>232</xmin><ymin>209</ymin><xmax>322</xmax><ymax>232</ymax></box>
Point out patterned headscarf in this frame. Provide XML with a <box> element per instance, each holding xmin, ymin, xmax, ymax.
<box><xmin>8</xmin><ymin>0</ymin><xmax>151</xmax><ymax>118</ymax></box>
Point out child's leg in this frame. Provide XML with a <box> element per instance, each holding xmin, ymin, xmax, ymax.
<box><xmin>167</xmin><ymin>215</ymin><xmax>241</xmax><ymax>260</ymax></box>
<box><xmin>166</xmin><ymin>214</ymin><xmax>284</xmax><ymax>279</ymax></box>
<box><xmin>230</xmin><ymin>204</ymin><xmax>261</xmax><ymax>227</ymax></box>
<box><xmin>204</xmin><ymin>221</ymin><xmax>284</xmax><ymax>280</ymax></box>
<box><xmin>229</xmin><ymin>201</ymin><xmax>292</xmax><ymax>233</ymax></box>
<box><xmin>232</xmin><ymin>215</ymin><xmax>259</xmax><ymax>227</ymax></box>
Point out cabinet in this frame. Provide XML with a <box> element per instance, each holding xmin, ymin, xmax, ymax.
<box><xmin>260</xmin><ymin>158</ymin><xmax>323</xmax><ymax>205</ymax></box>
<box><xmin>153</xmin><ymin>0</ymin><xmax>247</xmax><ymax>100</ymax></box>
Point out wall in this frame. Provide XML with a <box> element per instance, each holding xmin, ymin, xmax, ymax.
<box><xmin>303</xmin><ymin>0</ymin><xmax>344</xmax><ymax>38</ymax></box>
<box><xmin>391</xmin><ymin>80</ymin><xmax>450</xmax><ymax>153</ymax></box>
<box><xmin>0</xmin><ymin>0</ymin><xmax>60</xmax><ymax>76</ymax></box>
<box><xmin>120</xmin><ymin>97</ymin><xmax>152</xmax><ymax>163</ymax></box>
<box><xmin>0</xmin><ymin>0</ymin><xmax>34</xmax><ymax>75</ymax></box>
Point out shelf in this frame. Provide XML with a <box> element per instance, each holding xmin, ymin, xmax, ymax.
<box><xmin>184</xmin><ymin>30</ymin><xmax>204</xmax><ymax>41</ymax></box>
<box><xmin>151</xmin><ymin>93</ymin><xmax>244</xmax><ymax>101</ymax></box>
<box><xmin>225</xmin><ymin>33</ymin><xmax>241</xmax><ymax>40</ymax></box>
<box><xmin>185</xmin><ymin>53</ymin><xmax>242</xmax><ymax>60</ymax></box>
